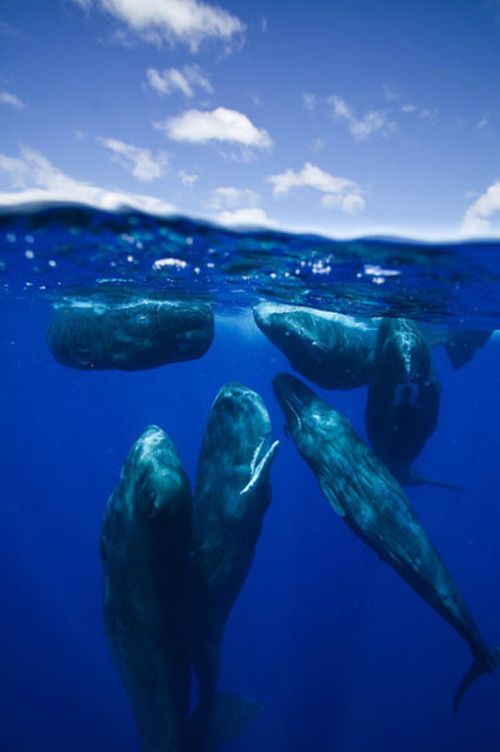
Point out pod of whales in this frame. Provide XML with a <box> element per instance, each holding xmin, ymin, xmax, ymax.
<box><xmin>253</xmin><ymin>302</ymin><xmax>375</xmax><ymax>390</ymax></box>
<box><xmin>191</xmin><ymin>383</ymin><xmax>279</xmax><ymax>748</ymax></box>
<box><xmin>365</xmin><ymin>317</ymin><xmax>441</xmax><ymax>484</ymax></box>
<box><xmin>48</xmin><ymin>294</ymin><xmax>214</xmax><ymax>370</ymax></box>
<box><xmin>100</xmin><ymin>425</ymin><xmax>192</xmax><ymax>752</ymax></box>
<box><xmin>100</xmin><ymin>385</ymin><xmax>278</xmax><ymax>751</ymax></box>
<box><xmin>273</xmin><ymin>372</ymin><xmax>499</xmax><ymax>710</ymax></box>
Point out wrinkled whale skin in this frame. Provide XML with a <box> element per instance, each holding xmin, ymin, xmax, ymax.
<box><xmin>253</xmin><ymin>302</ymin><xmax>375</xmax><ymax>390</ymax></box>
<box><xmin>48</xmin><ymin>297</ymin><xmax>214</xmax><ymax>370</ymax></box>
<box><xmin>100</xmin><ymin>425</ymin><xmax>192</xmax><ymax>752</ymax></box>
<box><xmin>191</xmin><ymin>383</ymin><xmax>279</xmax><ymax>724</ymax></box>
<box><xmin>366</xmin><ymin>317</ymin><xmax>440</xmax><ymax>477</ymax></box>
<box><xmin>273</xmin><ymin>372</ymin><xmax>498</xmax><ymax>709</ymax></box>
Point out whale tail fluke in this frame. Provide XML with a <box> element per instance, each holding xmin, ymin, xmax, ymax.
<box><xmin>453</xmin><ymin>649</ymin><xmax>500</xmax><ymax>712</ymax></box>
<box><xmin>187</xmin><ymin>693</ymin><xmax>261</xmax><ymax>751</ymax></box>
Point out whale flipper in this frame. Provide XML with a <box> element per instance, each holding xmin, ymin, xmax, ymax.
<box><xmin>403</xmin><ymin>471</ymin><xmax>464</xmax><ymax>493</ymax></box>
<box><xmin>187</xmin><ymin>693</ymin><xmax>261</xmax><ymax>752</ymax></box>
<box><xmin>454</xmin><ymin>649</ymin><xmax>500</xmax><ymax>711</ymax></box>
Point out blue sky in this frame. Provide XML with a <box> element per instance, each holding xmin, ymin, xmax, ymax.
<box><xmin>1</xmin><ymin>0</ymin><xmax>500</xmax><ymax>237</ymax></box>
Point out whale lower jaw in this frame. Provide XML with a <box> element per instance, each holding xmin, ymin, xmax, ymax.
<box><xmin>240</xmin><ymin>439</ymin><xmax>279</xmax><ymax>497</ymax></box>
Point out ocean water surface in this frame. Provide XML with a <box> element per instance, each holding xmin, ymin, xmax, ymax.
<box><xmin>1</xmin><ymin>203</ymin><xmax>500</xmax><ymax>752</ymax></box>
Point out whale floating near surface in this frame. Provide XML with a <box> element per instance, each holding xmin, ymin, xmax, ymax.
<box><xmin>365</xmin><ymin>317</ymin><xmax>441</xmax><ymax>484</ymax></box>
<box><xmin>48</xmin><ymin>293</ymin><xmax>214</xmax><ymax>370</ymax></box>
<box><xmin>273</xmin><ymin>372</ymin><xmax>499</xmax><ymax>709</ymax></box>
<box><xmin>191</xmin><ymin>382</ymin><xmax>279</xmax><ymax>749</ymax></box>
<box><xmin>253</xmin><ymin>302</ymin><xmax>376</xmax><ymax>390</ymax></box>
<box><xmin>100</xmin><ymin>425</ymin><xmax>192</xmax><ymax>752</ymax></box>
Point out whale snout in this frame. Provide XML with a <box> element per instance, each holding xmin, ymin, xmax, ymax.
<box><xmin>272</xmin><ymin>373</ymin><xmax>316</xmax><ymax>432</ymax></box>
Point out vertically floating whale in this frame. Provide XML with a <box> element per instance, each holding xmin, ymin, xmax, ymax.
<box><xmin>100</xmin><ymin>425</ymin><xmax>192</xmax><ymax>752</ymax></box>
<box><xmin>365</xmin><ymin>317</ymin><xmax>440</xmax><ymax>483</ymax></box>
<box><xmin>48</xmin><ymin>294</ymin><xmax>214</xmax><ymax>370</ymax></box>
<box><xmin>191</xmin><ymin>382</ymin><xmax>279</xmax><ymax>747</ymax></box>
<box><xmin>273</xmin><ymin>372</ymin><xmax>499</xmax><ymax>709</ymax></box>
<box><xmin>253</xmin><ymin>302</ymin><xmax>375</xmax><ymax>390</ymax></box>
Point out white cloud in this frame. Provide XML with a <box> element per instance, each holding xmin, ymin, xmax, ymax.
<box><xmin>267</xmin><ymin>162</ymin><xmax>365</xmax><ymax>214</ymax></box>
<box><xmin>383</xmin><ymin>84</ymin><xmax>399</xmax><ymax>102</ymax></box>
<box><xmin>476</xmin><ymin>116</ymin><xmax>488</xmax><ymax>130</ymax></box>
<box><xmin>206</xmin><ymin>185</ymin><xmax>268</xmax><ymax>226</ymax></box>
<box><xmin>178</xmin><ymin>169</ymin><xmax>198</xmax><ymax>185</ymax></box>
<box><xmin>0</xmin><ymin>146</ymin><xmax>174</xmax><ymax>215</ymax></box>
<box><xmin>97</xmin><ymin>137</ymin><xmax>168</xmax><ymax>181</ymax></box>
<box><xmin>310</xmin><ymin>137</ymin><xmax>325</xmax><ymax>153</ymax></box>
<box><xmin>400</xmin><ymin>102</ymin><xmax>437</xmax><ymax>119</ymax></box>
<box><xmin>146</xmin><ymin>64</ymin><xmax>212</xmax><ymax>98</ymax></box>
<box><xmin>0</xmin><ymin>91</ymin><xmax>25</xmax><ymax>109</ymax></box>
<box><xmin>302</xmin><ymin>92</ymin><xmax>316</xmax><ymax>111</ymax></box>
<box><xmin>74</xmin><ymin>0</ymin><xmax>244</xmax><ymax>50</ymax></box>
<box><xmin>155</xmin><ymin>106</ymin><xmax>272</xmax><ymax>149</ymax></box>
<box><xmin>215</xmin><ymin>207</ymin><xmax>272</xmax><ymax>227</ymax></box>
<box><xmin>208</xmin><ymin>186</ymin><xmax>260</xmax><ymax>210</ymax></box>
<box><xmin>328</xmin><ymin>95</ymin><xmax>396</xmax><ymax>140</ymax></box>
<box><xmin>462</xmin><ymin>181</ymin><xmax>500</xmax><ymax>234</ymax></box>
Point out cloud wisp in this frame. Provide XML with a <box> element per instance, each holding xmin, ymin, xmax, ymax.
<box><xmin>462</xmin><ymin>181</ymin><xmax>500</xmax><ymax>234</ymax></box>
<box><xmin>146</xmin><ymin>64</ymin><xmax>212</xmax><ymax>98</ymax></box>
<box><xmin>205</xmin><ymin>185</ymin><xmax>272</xmax><ymax>226</ymax></box>
<box><xmin>155</xmin><ymin>106</ymin><xmax>272</xmax><ymax>151</ymax></box>
<box><xmin>207</xmin><ymin>186</ymin><xmax>260</xmax><ymax>210</ymax></box>
<box><xmin>328</xmin><ymin>95</ymin><xmax>396</xmax><ymax>140</ymax></box>
<box><xmin>0</xmin><ymin>91</ymin><xmax>25</xmax><ymax>109</ymax></box>
<box><xmin>73</xmin><ymin>0</ymin><xmax>244</xmax><ymax>50</ymax></box>
<box><xmin>267</xmin><ymin>162</ymin><xmax>365</xmax><ymax>214</ymax></box>
<box><xmin>97</xmin><ymin>137</ymin><xmax>168</xmax><ymax>181</ymax></box>
<box><xmin>0</xmin><ymin>146</ymin><xmax>174</xmax><ymax>214</ymax></box>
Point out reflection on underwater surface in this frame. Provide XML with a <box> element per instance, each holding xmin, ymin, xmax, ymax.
<box><xmin>1</xmin><ymin>204</ymin><xmax>500</xmax><ymax>752</ymax></box>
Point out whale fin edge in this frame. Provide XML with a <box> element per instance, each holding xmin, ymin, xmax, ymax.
<box><xmin>453</xmin><ymin>648</ymin><xmax>500</xmax><ymax>712</ymax></box>
<box><xmin>187</xmin><ymin>693</ymin><xmax>261</xmax><ymax>751</ymax></box>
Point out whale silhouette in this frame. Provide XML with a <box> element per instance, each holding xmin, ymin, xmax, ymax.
<box><xmin>273</xmin><ymin>372</ymin><xmax>499</xmax><ymax>710</ymax></box>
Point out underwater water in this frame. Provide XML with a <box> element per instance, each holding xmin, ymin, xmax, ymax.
<box><xmin>1</xmin><ymin>204</ymin><xmax>500</xmax><ymax>752</ymax></box>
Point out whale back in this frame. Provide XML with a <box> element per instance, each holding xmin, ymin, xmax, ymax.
<box><xmin>366</xmin><ymin>317</ymin><xmax>440</xmax><ymax>473</ymax></box>
<box><xmin>100</xmin><ymin>425</ymin><xmax>192</xmax><ymax>752</ymax></box>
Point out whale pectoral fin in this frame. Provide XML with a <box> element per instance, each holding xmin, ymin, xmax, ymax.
<box><xmin>318</xmin><ymin>474</ymin><xmax>346</xmax><ymax>518</ymax></box>
<box><xmin>240</xmin><ymin>440</ymin><xmax>279</xmax><ymax>498</ymax></box>
<box><xmin>212</xmin><ymin>693</ymin><xmax>261</xmax><ymax>745</ymax></box>
<box><xmin>188</xmin><ymin>693</ymin><xmax>261</xmax><ymax>751</ymax></box>
<box><xmin>408</xmin><ymin>473</ymin><xmax>465</xmax><ymax>492</ymax></box>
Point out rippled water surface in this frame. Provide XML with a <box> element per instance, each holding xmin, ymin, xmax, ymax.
<box><xmin>1</xmin><ymin>203</ymin><xmax>500</xmax><ymax>326</ymax></box>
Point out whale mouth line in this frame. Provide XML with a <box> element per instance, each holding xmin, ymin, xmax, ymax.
<box><xmin>240</xmin><ymin>434</ymin><xmax>279</xmax><ymax>497</ymax></box>
<box><xmin>280</xmin><ymin>391</ymin><xmax>304</xmax><ymax>434</ymax></box>
<box><xmin>250</xmin><ymin>433</ymin><xmax>273</xmax><ymax>476</ymax></box>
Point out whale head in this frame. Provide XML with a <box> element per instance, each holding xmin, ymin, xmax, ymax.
<box><xmin>196</xmin><ymin>382</ymin><xmax>279</xmax><ymax>521</ymax></box>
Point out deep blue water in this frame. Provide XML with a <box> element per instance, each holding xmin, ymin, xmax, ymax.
<box><xmin>1</xmin><ymin>205</ymin><xmax>500</xmax><ymax>751</ymax></box>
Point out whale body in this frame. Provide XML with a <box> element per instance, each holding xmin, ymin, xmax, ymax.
<box><xmin>365</xmin><ymin>317</ymin><xmax>440</xmax><ymax>481</ymax></box>
<box><xmin>273</xmin><ymin>372</ymin><xmax>499</xmax><ymax>709</ymax></box>
<box><xmin>253</xmin><ymin>302</ymin><xmax>375</xmax><ymax>390</ymax></box>
<box><xmin>191</xmin><ymin>382</ymin><xmax>279</xmax><ymax>747</ymax></box>
<box><xmin>100</xmin><ymin>425</ymin><xmax>192</xmax><ymax>752</ymax></box>
<box><xmin>48</xmin><ymin>294</ymin><xmax>214</xmax><ymax>370</ymax></box>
